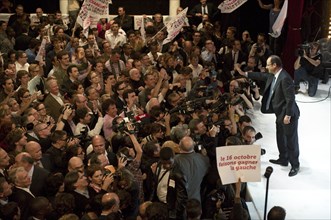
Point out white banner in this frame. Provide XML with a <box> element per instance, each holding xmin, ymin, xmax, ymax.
<box><xmin>269</xmin><ymin>0</ymin><xmax>288</xmax><ymax>38</ymax></box>
<box><xmin>76</xmin><ymin>0</ymin><xmax>111</xmax><ymax>37</ymax></box>
<box><xmin>216</xmin><ymin>145</ymin><xmax>261</xmax><ymax>185</ymax></box>
<box><xmin>162</xmin><ymin>7</ymin><xmax>188</xmax><ymax>45</ymax></box>
<box><xmin>35</xmin><ymin>38</ymin><xmax>47</xmax><ymax>62</ymax></box>
<box><xmin>218</xmin><ymin>0</ymin><xmax>247</xmax><ymax>13</ymax></box>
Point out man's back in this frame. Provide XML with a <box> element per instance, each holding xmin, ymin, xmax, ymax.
<box><xmin>173</xmin><ymin>152</ymin><xmax>209</xmax><ymax>201</ymax></box>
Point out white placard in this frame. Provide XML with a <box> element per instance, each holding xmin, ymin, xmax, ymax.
<box><xmin>216</xmin><ymin>145</ymin><xmax>261</xmax><ymax>184</ymax></box>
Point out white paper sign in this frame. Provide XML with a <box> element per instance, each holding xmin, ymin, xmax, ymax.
<box><xmin>218</xmin><ymin>0</ymin><xmax>247</xmax><ymax>13</ymax></box>
<box><xmin>162</xmin><ymin>7</ymin><xmax>188</xmax><ymax>45</ymax></box>
<box><xmin>216</xmin><ymin>145</ymin><xmax>261</xmax><ymax>184</ymax></box>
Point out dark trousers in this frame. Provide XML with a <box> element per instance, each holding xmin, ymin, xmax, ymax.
<box><xmin>294</xmin><ymin>67</ymin><xmax>319</xmax><ymax>97</ymax></box>
<box><xmin>276</xmin><ymin>117</ymin><xmax>300</xmax><ymax>168</ymax></box>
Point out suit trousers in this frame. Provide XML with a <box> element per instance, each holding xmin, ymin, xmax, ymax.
<box><xmin>275</xmin><ymin>117</ymin><xmax>300</xmax><ymax>168</ymax></box>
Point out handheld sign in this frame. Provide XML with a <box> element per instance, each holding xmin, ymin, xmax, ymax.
<box><xmin>216</xmin><ymin>145</ymin><xmax>261</xmax><ymax>184</ymax></box>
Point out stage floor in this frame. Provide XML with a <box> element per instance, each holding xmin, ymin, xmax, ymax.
<box><xmin>246</xmin><ymin>81</ymin><xmax>331</xmax><ymax>220</ymax></box>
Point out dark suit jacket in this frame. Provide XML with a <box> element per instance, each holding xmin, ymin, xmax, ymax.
<box><xmin>113</xmin><ymin>15</ymin><xmax>133</xmax><ymax>32</ymax></box>
<box><xmin>70</xmin><ymin>191</ymin><xmax>91</xmax><ymax>218</ymax></box>
<box><xmin>168</xmin><ymin>153</ymin><xmax>210</xmax><ymax>219</ymax></box>
<box><xmin>45</xmin><ymin>146</ymin><xmax>66</xmax><ymax>174</ymax></box>
<box><xmin>9</xmin><ymin>187</ymin><xmax>35</xmax><ymax>220</ymax></box>
<box><xmin>222</xmin><ymin>50</ymin><xmax>247</xmax><ymax>86</ymax></box>
<box><xmin>190</xmin><ymin>3</ymin><xmax>218</xmax><ymax>22</ymax></box>
<box><xmin>43</xmin><ymin>93</ymin><xmax>63</xmax><ymax>122</ymax></box>
<box><xmin>40</xmin><ymin>154</ymin><xmax>53</xmax><ymax>172</ymax></box>
<box><xmin>26</xmin><ymin>133</ymin><xmax>39</xmax><ymax>143</ymax></box>
<box><xmin>0</xmin><ymin>169</ymin><xmax>8</xmax><ymax>181</ymax></box>
<box><xmin>190</xmin><ymin>3</ymin><xmax>217</xmax><ymax>19</ymax></box>
<box><xmin>248</xmin><ymin>70</ymin><xmax>300</xmax><ymax>120</ymax></box>
<box><xmin>30</xmin><ymin>165</ymin><xmax>50</xmax><ymax>197</ymax></box>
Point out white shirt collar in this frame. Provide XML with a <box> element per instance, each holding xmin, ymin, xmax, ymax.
<box><xmin>274</xmin><ymin>68</ymin><xmax>282</xmax><ymax>81</ymax></box>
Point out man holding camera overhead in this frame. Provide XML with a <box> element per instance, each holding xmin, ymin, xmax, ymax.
<box><xmin>294</xmin><ymin>42</ymin><xmax>322</xmax><ymax>97</ymax></box>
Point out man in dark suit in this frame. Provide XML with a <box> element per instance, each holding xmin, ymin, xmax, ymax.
<box><xmin>168</xmin><ymin>136</ymin><xmax>210</xmax><ymax>219</ymax></box>
<box><xmin>25</xmin><ymin>141</ymin><xmax>53</xmax><ymax>172</ymax></box>
<box><xmin>223</xmin><ymin>39</ymin><xmax>247</xmax><ymax>81</ymax></box>
<box><xmin>8</xmin><ymin>166</ymin><xmax>35</xmax><ymax>220</ymax></box>
<box><xmin>242</xmin><ymin>55</ymin><xmax>300</xmax><ymax>177</ymax></box>
<box><xmin>45</xmin><ymin>130</ymin><xmax>68</xmax><ymax>174</ymax></box>
<box><xmin>113</xmin><ymin>6</ymin><xmax>133</xmax><ymax>33</ymax></box>
<box><xmin>61</xmin><ymin>64</ymin><xmax>79</xmax><ymax>96</ymax></box>
<box><xmin>87</xmin><ymin>135</ymin><xmax>117</xmax><ymax>167</ymax></box>
<box><xmin>14</xmin><ymin>152</ymin><xmax>49</xmax><ymax>197</ymax></box>
<box><xmin>64</xmin><ymin>170</ymin><xmax>91</xmax><ymax>218</ymax></box>
<box><xmin>190</xmin><ymin>0</ymin><xmax>218</xmax><ymax>25</ymax></box>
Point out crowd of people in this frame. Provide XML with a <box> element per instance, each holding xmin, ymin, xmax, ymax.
<box><xmin>0</xmin><ymin>0</ymin><xmax>309</xmax><ymax>219</ymax></box>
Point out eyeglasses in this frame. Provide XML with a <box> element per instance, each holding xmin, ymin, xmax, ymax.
<box><xmin>37</xmin><ymin>107</ymin><xmax>46</xmax><ymax>111</ymax></box>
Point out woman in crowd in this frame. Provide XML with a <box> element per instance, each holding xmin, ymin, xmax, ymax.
<box><xmin>86</xmin><ymin>164</ymin><xmax>114</xmax><ymax>200</ymax></box>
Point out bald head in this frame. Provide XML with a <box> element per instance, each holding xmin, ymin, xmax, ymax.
<box><xmin>15</xmin><ymin>152</ymin><xmax>34</xmax><ymax>171</ymax></box>
<box><xmin>139</xmin><ymin>201</ymin><xmax>153</xmax><ymax>219</ymax></box>
<box><xmin>68</xmin><ymin>156</ymin><xmax>84</xmax><ymax>173</ymax></box>
<box><xmin>92</xmin><ymin>135</ymin><xmax>106</xmax><ymax>154</ymax></box>
<box><xmin>102</xmin><ymin>192</ymin><xmax>120</xmax><ymax>213</ymax></box>
<box><xmin>179</xmin><ymin>136</ymin><xmax>195</xmax><ymax>153</ymax></box>
<box><xmin>25</xmin><ymin>141</ymin><xmax>42</xmax><ymax>161</ymax></box>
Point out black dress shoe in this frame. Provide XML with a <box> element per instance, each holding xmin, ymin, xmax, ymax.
<box><xmin>289</xmin><ymin>167</ymin><xmax>300</xmax><ymax>177</ymax></box>
<box><xmin>269</xmin><ymin>159</ymin><xmax>288</xmax><ymax>166</ymax></box>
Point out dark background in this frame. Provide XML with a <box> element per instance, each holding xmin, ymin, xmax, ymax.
<box><xmin>10</xmin><ymin>0</ymin><xmax>329</xmax><ymax>42</ymax></box>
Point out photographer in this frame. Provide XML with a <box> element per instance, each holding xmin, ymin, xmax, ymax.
<box><xmin>294</xmin><ymin>42</ymin><xmax>322</xmax><ymax>97</ymax></box>
<box><xmin>228</xmin><ymin>79</ymin><xmax>253</xmax><ymax>115</ymax></box>
<box><xmin>116</xmin><ymin>123</ymin><xmax>144</xmax><ymax>217</ymax></box>
<box><xmin>249</xmin><ymin>33</ymin><xmax>272</xmax><ymax>68</ymax></box>
<box><xmin>188</xmin><ymin>118</ymin><xmax>219</xmax><ymax>160</ymax></box>
<box><xmin>56</xmin><ymin>104</ymin><xmax>75</xmax><ymax>136</ymax></box>
<box><xmin>74</xmin><ymin>106</ymin><xmax>103</xmax><ymax>138</ymax></box>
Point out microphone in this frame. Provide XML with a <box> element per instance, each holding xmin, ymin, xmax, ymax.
<box><xmin>263</xmin><ymin>166</ymin><xmax>273</xmax><ymax>220</ymax></box>
<box><xmin>264</xmin><ymin>166</ymin><xmax>273</xmax><ymax>178</ymax></box>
